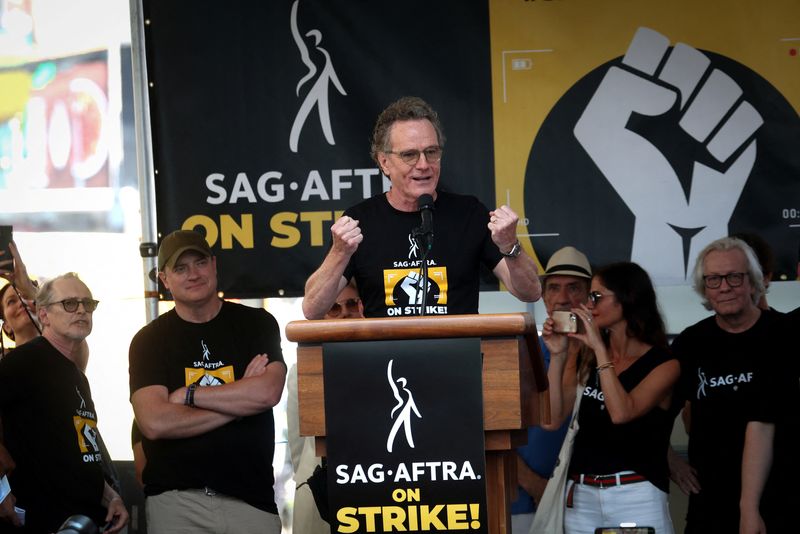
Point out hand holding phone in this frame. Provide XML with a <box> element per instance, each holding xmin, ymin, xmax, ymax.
<box><xmin>0</xmin><ymin>227</ymin><xmax>13</xmax><ymax>279</ymax></box>
<box><xmin>551</xmin><ymin>310</ymin><xmax>579</xmax><ymax>334</ymax></box>
<box><xmin>0</xmin><ymin>226</ymin><xmax>12</xmax><ymax>263</ymax></box>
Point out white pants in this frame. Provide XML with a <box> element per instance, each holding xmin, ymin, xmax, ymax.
<box><xmin>564</xmin><ymin>478</ymin><xmax>674</xmax><ymax>534</ymax></box>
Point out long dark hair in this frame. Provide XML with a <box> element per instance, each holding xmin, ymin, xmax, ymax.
<box><xmin>596</xmin><ymin>262</ymin><xmax>668</xmax><ymax>349</ymax></box>
<box><xmin>578</xmin><ymin>262</ymin><xmax>667</xmax><ymax>381</ymax></box>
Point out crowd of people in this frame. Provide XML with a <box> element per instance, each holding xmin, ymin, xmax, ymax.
<box><xmin>0</xmin><ymin>96</ymin><xmax>796</xmax><ymax>534</ymax></box>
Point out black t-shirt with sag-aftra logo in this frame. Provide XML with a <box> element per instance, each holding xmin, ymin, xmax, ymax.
<box><xmin>672</xmin><ymin>309</ymin><xmax>789</xmax><ymax>532</ymax></box>
<box><xmin>129</xmin><ymin>301</ymin><xmax>284</xmax><ymax>514</ymax></box>
<box><xmin>343</xmin><ymin>191</ymin><xmax>502</xmax><ymax>318</ymax></box>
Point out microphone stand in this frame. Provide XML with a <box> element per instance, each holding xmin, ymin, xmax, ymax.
<box><xmin>412</xmin><ymin>227</ymin><xmax>432</xmax><ymax>316</ymax></box>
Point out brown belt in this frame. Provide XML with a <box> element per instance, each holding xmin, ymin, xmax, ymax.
<box><xmin>570</xmin><ymin>472</ymin><xmax>647</xmax><ymax>488</ymax></box>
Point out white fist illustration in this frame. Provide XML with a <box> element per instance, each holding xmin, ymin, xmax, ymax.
<box><xmin>400</xmin><ymin>270</ymin><xmax>429</xmax><ymax>305</ymax></box>
<box><xmin>574</xmin><ymin>27</ymin><xmax>763</xmax><ymax>282</ymax></box>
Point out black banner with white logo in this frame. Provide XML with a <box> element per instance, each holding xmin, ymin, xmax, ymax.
<box><xmin>141</xmin><ymin>1</ymin><xmax>799</xmax><ymax>296</ymax></box>
<box><xmin>323</xmin><ymin>338</ymin><xmax>488</xmax><ymax>533</ymax></box>
<box><xmin>141</xmin><ymin>0</ymin><xmax>494</xmax><ymax>298</ymax></box>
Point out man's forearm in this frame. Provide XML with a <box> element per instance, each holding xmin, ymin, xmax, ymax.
<box><xmin>303</xmin><ymin>252</ymin><xmax>349</xmax><ymax>319</ymax></box>
<box><xmin>141</xmin><ymin>405</ymin><xmax>235</xmax><ymax>440</ymax></box>
<box><xmin>516</xmin><ymin>456</ymin><xmax>547</xmax><ymax>501</ymax></box>
<box><xmin>500</xmin><ymin>255</ymin><xmax>542</xmax><ymax>302</ymax></box>
<box><xmin>133</xmin><ymin>387</ymin><xmax>236</xmax><ymax>441</ymax></box>
<box><xmin>740</xmin><ymin>421</ymin><xmax>774</xmax><ymax>515</ymax></box>
<box><xmin>192</xmin><ymin>364</ymin><xmax>286</xmax><ymax>416</ymax></box>
<box><xmin>101</xmin><ymin>482</ymin><xmax>122</xmax><ymax>508</ymax></box>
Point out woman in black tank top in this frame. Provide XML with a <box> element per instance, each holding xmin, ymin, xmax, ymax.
<box><xmin>541</xmin><ymin>262</ymin><xmax>679</xmax><ymax>534</ymax></box>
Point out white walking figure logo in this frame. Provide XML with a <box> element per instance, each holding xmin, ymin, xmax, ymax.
<box><xmin>75</xmin><ymin>386</ymin><xmax>86</xmax><ymax>409</ymax></box>
<box><xmin>697</xmin><ymin>368</ymin><xmax>708</xmax><ymax>399</ymax></box>
<box><xmin>408</xmin><ymin>233</ymin><xmax>419</xmax><ymax>259</ymax></box>
<box><xmin>289</xmin><ymin>0</ymin><xmax>347</xmax><ymax>153</ymax></box>
<box><xmin>201</xmin><ymin>340</ymin><xmax>211</xmax><ymax>361</ymax></box>
<box><xmin>386</xmin><ymin>359</ymin><xmax>422</xmax><ymax>453</ymax></box>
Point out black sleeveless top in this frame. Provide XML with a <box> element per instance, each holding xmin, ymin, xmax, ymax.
<box><xmin>568</xmin><ymin>346</ymin><xmax>675</xmax><ymax>492</ymax></box>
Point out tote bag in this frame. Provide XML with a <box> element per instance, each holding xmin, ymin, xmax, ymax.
<box><xmin>529</xmin><ymin>385</ymin><xmax>584</xmax><ymax>534</ymax></box>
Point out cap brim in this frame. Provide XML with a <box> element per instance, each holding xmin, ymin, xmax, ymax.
<box><xmin>161</xmin><ymin>245</ymin><xmax>211</xmax><ymax>271</ymax></box>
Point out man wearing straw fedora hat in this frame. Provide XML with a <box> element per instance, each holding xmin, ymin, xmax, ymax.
<box><xmin>512</xmin><ymin>246</ymin><xmax>592</xmax><ymax>534</ymax></box>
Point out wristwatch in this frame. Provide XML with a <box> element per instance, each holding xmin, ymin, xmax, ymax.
<box><xmin>500</xmin><ymin>240</ymin><xmax>522</xmax><ymax>258</ymax></box>
<box><xmin>185</xmin><ymin>383</ymin><xmax>198</xmax><ymax>408</ymax></box>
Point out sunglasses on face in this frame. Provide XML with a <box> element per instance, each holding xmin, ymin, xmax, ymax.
<box><xmin>49</xmin><ymin>298</ymin><xmax>99</xmax><ymax>313</ymax></box>
<box><xmin>588</xmin><ymin>291</ymin><xmax>613</xmax><ymax>306</ymax></box>
<box><xmin>328</xmin><ymin>298</ymin><xmax>361</xmax><ymax>317</ymax></box>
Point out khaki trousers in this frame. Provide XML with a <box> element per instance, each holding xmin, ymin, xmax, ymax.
<box><xmin>147</xmin><ymin>489</ymin><xmax>281</xmax><ymax>534</ymax></box>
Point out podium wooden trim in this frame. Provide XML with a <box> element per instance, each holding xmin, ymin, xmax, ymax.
<box><xmin>286</xmin><ymin>313</ymin><xmax>549</xmax><ymax>534</ymax></box>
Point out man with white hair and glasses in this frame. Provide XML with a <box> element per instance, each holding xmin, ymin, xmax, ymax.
<box><xmin>0</xmin><ymin>273</ymin><xmax>128</xmax><ymax>533</ymax></box>
<box><xmin>670</xmin><ymin>237</ymin><xmax>794</xmax><ymax>534</ymax></box>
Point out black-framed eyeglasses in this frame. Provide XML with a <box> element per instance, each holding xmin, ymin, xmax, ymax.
<box><xmin>588</xmin><ymin>291</ymin><xmax>612</xmax><ymax>306</ymax></box>
<box><xmin>328</xmin><ymin>298</ymin><xmax>360</xmax><ymax>317</ymax></box>
<box><xmin>703</xmin><ymin>272</ymin><xmax>746</xmax><ymax>289</ymax></box>
<box><xmin>385</xmin><ymin>145</ymin><xmax>443</xmax><ymax>166</ymax></box>
<box><xmin>49</xmin><ymin>298</ymin><xmax>99</xmax><ymax>313</ymax></box>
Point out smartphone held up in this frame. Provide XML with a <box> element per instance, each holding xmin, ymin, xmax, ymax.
<box><xmin>0</xmin><ymin>226</ymin><xmax>12</xmax><ymax>264</ymax></box>
<box><xmin>551</xmin><ymin>310</ymin><xmax>580</xmax><ymax>334</ymax></box>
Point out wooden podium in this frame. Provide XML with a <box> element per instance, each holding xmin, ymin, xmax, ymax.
<box><xmin>285</xmin><ymin>313</ymin><xmax>549</xmax><ymax>534</ymax></box>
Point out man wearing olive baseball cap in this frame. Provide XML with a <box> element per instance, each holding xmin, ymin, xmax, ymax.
<box><xmin>512</xmin><ymin>246</ymin><xmax>592</xmax><ymax>533</ymax></box>
<box><xmin>129</xmin><ymin>229</ymin><xmax>286</xmax><ymax>533</ymax></box>
<box><xmin>156</xmin><ymin>229</ymin><xmax>213</xmax><ymax>272</ymax></box>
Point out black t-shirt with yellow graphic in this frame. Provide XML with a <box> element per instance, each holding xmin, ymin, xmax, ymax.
<box><xmin>0</xmin><ymin>336</ymin><xmax>106</xmax><ymax>532</ymax></box>
<box><xmin>344</xmin><ymin>191</ymin><xmax>503</xmax><ymax>318</ymax></box>
<box><xmin>128</xmin><ymin>301</ymin><xmax>284</xmax><ymax>513</ymax></box>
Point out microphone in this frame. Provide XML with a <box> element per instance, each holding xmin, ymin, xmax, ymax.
<box><xmin>414</xmin><ymin>194</ymin><xmax>435</xmax><ymax>317</ymax></box>
<box><xmin>417</xmin><ymin>194</ymin><xmax>434</xmax><ymax>239</ymax></box>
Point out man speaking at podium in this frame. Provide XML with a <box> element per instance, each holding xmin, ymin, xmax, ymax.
<box><xmin>303</xmin><ymin>96</ymin><xmax>541</xmax><ymax>319</ymax></box>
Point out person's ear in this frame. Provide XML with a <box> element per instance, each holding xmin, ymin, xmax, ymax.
<box><xmin>158</xmin><ymin>270</ymin><xmax>170</xmax><ymax>292</ymax></box>
<box><xmin>377</xmin><ymin>153</ymin><xmax>391</xmax><ymax>176</ymax></box>
<box><xmin>38</xmin><ymin>306</ymin><xmax>50</xmax><ymax>328</ymax></box>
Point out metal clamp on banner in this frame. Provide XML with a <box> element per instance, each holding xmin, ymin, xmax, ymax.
<box><xmin>139</xmin><ymin>242</ymin><xmax>158</xmax><ymax>258</ymax></box>
<box><xmin>140</xmin><ymin>242</ymin><xmax>160</xmax><ymax>288</ymax></box>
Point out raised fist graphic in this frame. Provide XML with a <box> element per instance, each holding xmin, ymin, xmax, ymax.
<box><xmin>573</xmin><ymin>27</ymin><xmax>763</xmax><ymax>280</ymax></box>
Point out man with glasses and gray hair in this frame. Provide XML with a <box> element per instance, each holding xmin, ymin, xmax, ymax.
<box><xmin>0</xmin><ymin>273</ymin><xmax>128</xmax><ymax>533</ymax></box>
<box><xmin>670</xmin><ymin>237</ymin><xmax>793</xmax><ymax>533</ymax></box>
<box><xmin>512</xmin><ymin>246</ymin><xmax>591</xmax><ymax>533</ymax></box>
<box><xmin>303</xmin><ymin>96</ymin><xmax>541</xmax><ymax>319</ymax></box>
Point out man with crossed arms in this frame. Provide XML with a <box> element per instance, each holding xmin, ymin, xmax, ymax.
<box><xmin>129</xmin><ymin>230</ymin><xmax>286</xmax><ymax>533</ymax></box>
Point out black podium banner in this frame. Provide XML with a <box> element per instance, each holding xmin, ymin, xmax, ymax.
<box><xmin>323</xmin><ymin>338</ymin><xmax>488</xmax><ymax>533</ymax></box>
